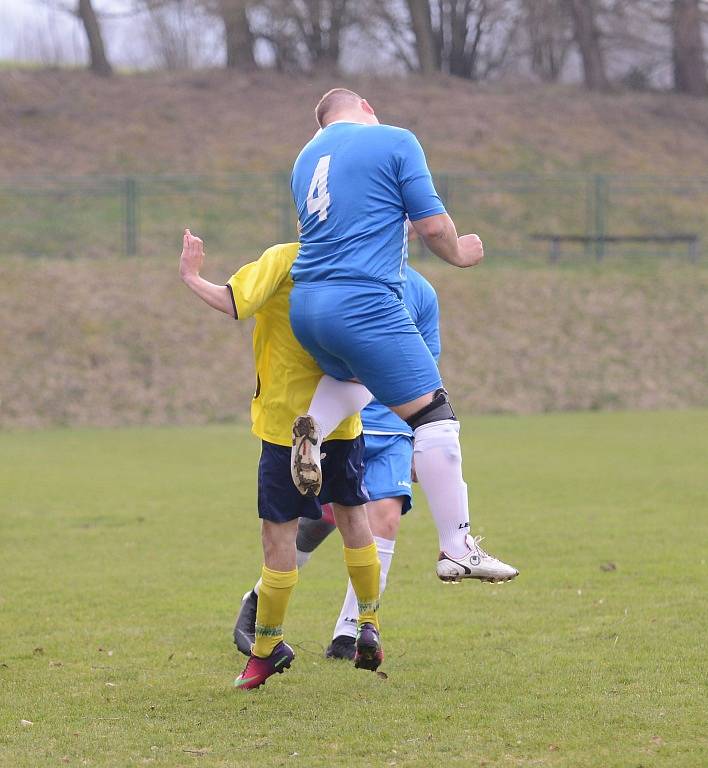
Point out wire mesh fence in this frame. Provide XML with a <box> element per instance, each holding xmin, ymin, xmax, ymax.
<box><xmin>2</xmin><ymin>172</ymin><xmax>706</xmax><ymax>265</ymax></box>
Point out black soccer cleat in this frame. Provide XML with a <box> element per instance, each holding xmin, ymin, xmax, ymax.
<box><xmin>233</xmin><ymin>590</ymin><xmax>258</xmax><ymax>656</ymax></box>
<box><xmin>325</xmin><ymin>634</ymin><xmax>356</xmax><ymax>661</ymax></box>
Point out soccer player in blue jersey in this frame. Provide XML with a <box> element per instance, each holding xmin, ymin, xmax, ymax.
<box><xmin>289</xmin><ymin>88</ymin><xmax>518</xmax><ymax>585</ymax></box>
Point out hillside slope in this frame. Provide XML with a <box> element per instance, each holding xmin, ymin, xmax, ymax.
<box><xmin>1</xmin><ymin>70</ymin><xmax>708</xmax><ymax>176</ymax></box>
<box><xmin>1</xmin><ymin>71</ymin><xmax>707</xmax><ymax>427</ymax></box>
<box><xmin>1</xmin><ymin>258</ymin><xmax>706</xmax><ymax>428</ymax></box>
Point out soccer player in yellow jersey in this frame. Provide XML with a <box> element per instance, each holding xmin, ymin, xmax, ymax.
<box><xmin>178</xmin><ymin>230</ymin><xmax>383</xmax><ymax>689</ymax></box>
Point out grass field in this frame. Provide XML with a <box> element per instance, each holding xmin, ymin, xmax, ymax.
<box><xmin>1</xmin><ymin>411</ymin><xmax>706</xmax><ymax>767</ymax></box>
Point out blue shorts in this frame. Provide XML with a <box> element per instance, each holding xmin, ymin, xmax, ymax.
<box><xmin>289</xmin><ymin>280</ymin><xmax>442</xmax><ymax>407</ymax></box>
<box><xmin>363</xmin><ymin>433</ymin><xmax>413</xmax><ymax>514</ymax></box>
<box><xmin>258</xmin><ymin>437</ymin><xmax>369</xmax><ymax>523</ymax></box>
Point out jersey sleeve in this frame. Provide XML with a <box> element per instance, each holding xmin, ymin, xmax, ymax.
<box><xmin>395</xmin><ymin>131</ymin><xmax>447</xmax><ymax>222</ymax></box>
<box><xmin>415</xmin><ymin>282</ymin><xmax>441</xmax><ymax>361</ymax></box>
<box><xmin>227</xmin><ymin>244</ymin><xmax>298</xmax><ymax>320</ymax></box>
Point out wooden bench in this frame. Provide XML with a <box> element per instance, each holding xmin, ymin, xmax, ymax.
<box><xmin>530</xmin><ymin>233</ymin><xmax>700</xmax><ymax>262</ymax></box>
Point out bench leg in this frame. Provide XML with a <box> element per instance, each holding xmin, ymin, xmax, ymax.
<box><xmin>688</xmin><ymin>239</ymin><xmax>699</xmax><ymax>262</ymax></box>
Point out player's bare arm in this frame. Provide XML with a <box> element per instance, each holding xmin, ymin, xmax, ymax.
<box><xmin>412</xmin><ymin>214</ymin><xmax>484</xmax><ymax>268</ymax></box>
<box><xmin>179</xmin><ymin>228</ymin><xmax>235</xmax><ymax>317</ymax></box>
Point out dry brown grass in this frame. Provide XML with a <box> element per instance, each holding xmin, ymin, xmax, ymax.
<box><xmin>2</xmin><ymin>70</ymin><xmax>708</xmax><ymax>176</ymax></box>
<box><xmin>1</xmin><ymin>256</ymin><xmax>706</xmax><ymax>428</ymax></box>
<box><xmin>1</xmin><ymin>70</ymin><xmax>707</xmax><ymax>427</ymax></box>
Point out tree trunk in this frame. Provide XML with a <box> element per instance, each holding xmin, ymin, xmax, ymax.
<box><xmin>77</xmin><ymin>0</ymin><xmax>112</xmax><ymax>76</ymax></box>
<box><xmin>406</xmin><ymin>0</ymin><xmax>439</xmax><ymax>73</ymax></box>
<box><xmin>525</xmin><ymin>0</ymin><xmax>570</xmax><ymax>83</ymax></box>
<box><xmin>672</xmin><ymin>0</ymin><xmax>707</xmax><ymax>96</ymax></box>
<box><xmin>219</xmin><ymin>0</ymin><xmax>255</xmax><ymax>69</ymax></box>
<box><xmin>565</xmin><ymin>0</ymin><xmax>608</xmax><ymax>91</ymax></box>
<box><xmin>448</xmin><ymin>1</ymin><xmax>470</xmax><ymax>78</ymax></box>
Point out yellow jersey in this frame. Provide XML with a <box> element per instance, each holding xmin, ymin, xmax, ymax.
<box><xmin>227</xmin><ymin>242</ymin><xmax>362</xmax><ymax>447</ymax></box>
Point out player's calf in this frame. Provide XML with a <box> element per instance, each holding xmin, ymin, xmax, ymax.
<box><xmin>406</xmin><ymin>388</ymin><xmax>519</xmax><ymax>583</ymax></box>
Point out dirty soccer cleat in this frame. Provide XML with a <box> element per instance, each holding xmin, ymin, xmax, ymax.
<box><xmin>325</xmin><ymin>635</ymin><xmax>356</xmax><ymax>661</ymax></box>
<box><xmin>354</xmin><ymin>623</ymin><xmax>384</xmax><ymax>672</ymax></box>
<box><xmin>233</xmin><ymin>590</ymin><xmax>257</xmax><ymax>657</ymax></box>
<box><xmin>436</xmin><ymin>535</ymin><xmax>519</xmax><ymax>584</ymax></box>
<box><xmin>291</xmin><ymin>415</ymin><xmax>323</xmax><ymax>496</ymax></box>
<box><xmin>234</xmin><ymin>641</ymin><xmax>294</xmax><ymax>690</ymax></box>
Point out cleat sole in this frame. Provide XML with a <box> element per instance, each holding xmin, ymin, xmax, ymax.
<box><xmin>437</xmin><ymin>571</ymin><xmax>519</xmax><ymax>584</ymax></box>
<box><xmin>292</xmin><ymin>416</ymin><xmax>322</xmax><ymax>496</ymax></box>
<box><xmin>354</xmin><ymin>651</ymin><xmax>383</xmax><ymax>671</ymax></box>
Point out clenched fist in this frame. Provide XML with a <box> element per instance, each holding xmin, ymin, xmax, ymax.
<box><xmin>457</xmin><ymin>234</ymin><xmax>484</xmax><ymax>267</ymax></box>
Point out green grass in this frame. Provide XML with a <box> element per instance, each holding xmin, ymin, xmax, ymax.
<box><xmin>1</xmin><ymin>411</ymin><xmax>706</xmax><ymax>767</ymax></box>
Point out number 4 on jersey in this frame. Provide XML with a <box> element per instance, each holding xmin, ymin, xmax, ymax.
<box><xmin>306</xmin><ymin>155</ymin><xmax>331</xmax><ymax>222</ymax></box>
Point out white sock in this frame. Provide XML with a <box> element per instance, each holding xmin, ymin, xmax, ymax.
<box><xmin>296</xmin><ymin>549</ymin><xmax>312</xmax><ymax>569</ymax></box>
<box><xmin>252</xmin><ymin>549</ymin><xmax>312</xmax><ymax>596</ymax></box>
<box><xmin>308</xmin><ymin>375</ymin><xmax>373</xmax><ymax>440</ymax></box>
<box><xmin>413</xmin><ymin>420</ymin><xmax>470</xmax><ymax>557</ymax></box>
<box><xmin>332</xmin><ymin>536</ymin><xmax>395</xmax><ymax>640</ymax></box>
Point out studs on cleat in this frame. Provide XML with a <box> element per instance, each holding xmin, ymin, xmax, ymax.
<box><xmin>291</xmin><ymin>416</ymin><xmax>322</xmax><ymax>496</ymax></box>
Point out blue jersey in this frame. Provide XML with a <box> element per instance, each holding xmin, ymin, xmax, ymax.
<box><xmin>291</xmin><ymin>122</ymin><xmax>446</xmax><ymax>297</ymax></box>
<box><xmin>361</xmin><ymin>268</ymin><xmax>440</xmax><ymax>436</ymax></box>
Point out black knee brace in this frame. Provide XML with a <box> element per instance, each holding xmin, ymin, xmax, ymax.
<box><xmin>405</xmin><ymin>388</ymin><xmax>457</xmax><ymax>430</ymax></box>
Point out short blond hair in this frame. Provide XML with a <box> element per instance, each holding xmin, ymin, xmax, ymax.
<box><xmin>315</xmin><ymin>88</ymin><xmax>362</xmax><ymax>127</ymax></box>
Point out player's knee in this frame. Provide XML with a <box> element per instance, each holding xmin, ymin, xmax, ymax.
<box><xmin>368</xmin><ymin>498</ymin><xmax>402</xmax><ymax>539</ymax></box>
<box><xmin>405</xmin><ymin>388</ymin><xmax>457</xmax><ymax>431</ymax></box>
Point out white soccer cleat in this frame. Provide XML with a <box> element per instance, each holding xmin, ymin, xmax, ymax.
<box><xmin>436</xmin><ymin>535</ymin><xmax>519</xmax><ymax>584</ymax></box>
<box><xmin>291</xmin><ymin>415</ymin><xmax>323</xmax><ymax>496</ymax></box>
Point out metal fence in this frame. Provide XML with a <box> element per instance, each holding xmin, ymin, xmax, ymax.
<box><xmin>2</xmin><ymin>172</ymin><xmax>706</xmax><ymax>264</ymax></box>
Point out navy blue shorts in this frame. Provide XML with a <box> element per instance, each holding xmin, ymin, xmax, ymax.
<box><xmin>258</xmin><ymin>436</ymin><xmax>369</xmax><ymax>523</ymax></box>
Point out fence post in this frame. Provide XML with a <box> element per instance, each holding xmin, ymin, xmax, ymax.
<box><xmin>594</xmin><ymin>174</ymin><xmax>606</xmax><ymax>261</ymax></box>
<box><xmin>584</xmin><ymin>176</ymin><xmax>594</xmax><ymax>259</ymax></box>
<box><xmin>124</xmin><ymin>177</ymin><xmax>138</xmax><ymax>257</ymax></box>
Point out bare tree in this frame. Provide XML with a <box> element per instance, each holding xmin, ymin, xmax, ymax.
<box><xmin>382</xmin><ymin>0</ymin><xmax>521</xmax><ymax>80</ymax></box>
<box><xmin>251</xmin><ymin>0</ymin><xmax>351</xmax><ymax>73</ymax></box>
<box><xmin>138</xmin><ymin>0</ymin><xmax>223</xmax><ymax>69</ymax></box>
<box><xmin>672</xmin><ymin>0</ymin><xmax>707</xmax><ymax>95</ymax></box>
<box><xmin>565</xmin><ymin>0</ymin><xmax>609</xmax><ymax>90</ymax></box>
<box><xmin>405</xmin><ymin>0</ymin><xmax>438</xmax><ymax>73</ymax></box>
<box><xmin>77</xmin><ymin>0</ymin><xmax>113</xmax><ymax>74</ymax></box>
<box><xmin>521</xmin><ymin>0</ymin><xmax>572</xmax><ymax>82</ymax></box>
<box><xmin>220</xmin><ymin>0</ymin><xmax>255</xmax><ymax>68</ymax></box>
<box><xmin>39</xmin><ymin>0</ymin><xmax>114</xmax><ymax>74</ymax></box>
<box><xmin>194</xmin><ymin>0</ymin><xmax>256</xmax><ymax>68</ymax></box>
<box><xmin>613</xmin><ymin>0</ymin><xmax>707</xmax><ymax>94</ymax></box>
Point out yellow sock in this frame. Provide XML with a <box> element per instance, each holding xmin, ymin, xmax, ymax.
<box><xmin>252</xmin><ymin>565</ymin><xmax>298</xmax><ymax>658</ymax></box>
<box><xmin>343</xmin><ymin>543</ymin><xmax>381</xmax><ymax>631</ymax></box>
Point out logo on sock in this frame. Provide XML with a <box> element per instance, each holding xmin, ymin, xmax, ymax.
<box><xmin>457</xmin><ymin>521</ymin><xmax>470</xmax><ymax>530</ymax></box>
<box><xmin>357</xmin><ymin>599</ymin><xmax>380</xmax><ymax>614</ymax></box>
